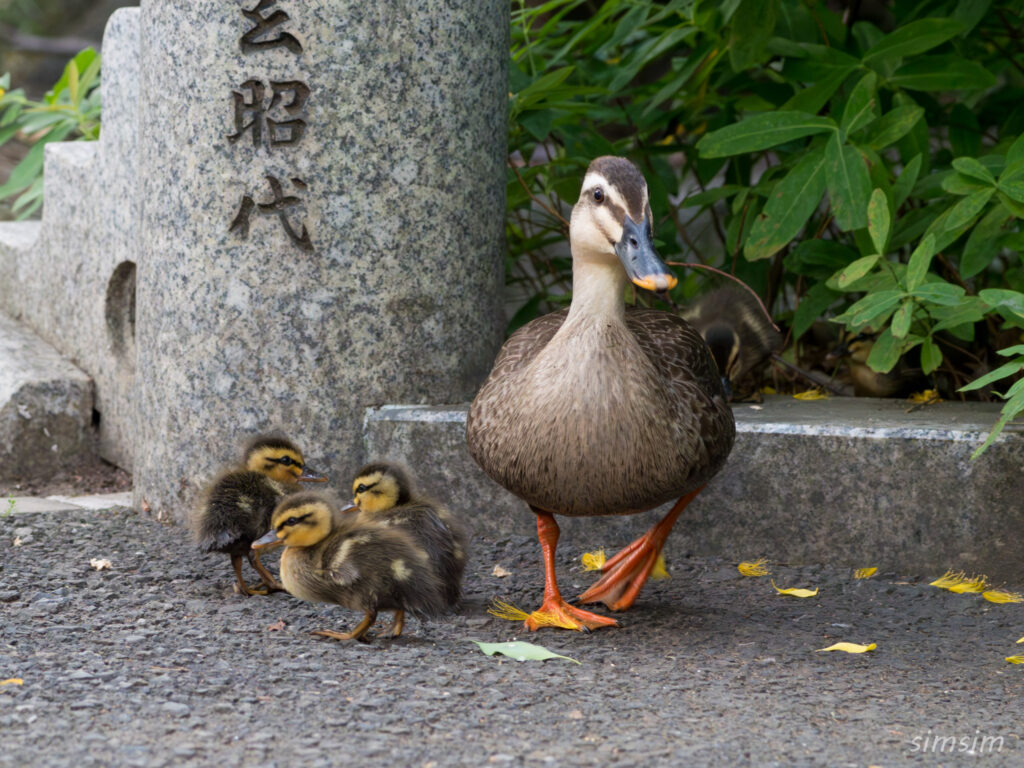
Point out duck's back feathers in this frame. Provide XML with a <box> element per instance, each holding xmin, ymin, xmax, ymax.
<box><xmin>193</xmin><ymin>471</ymin><xmax>284</xmax><ymax>555</ymax></box>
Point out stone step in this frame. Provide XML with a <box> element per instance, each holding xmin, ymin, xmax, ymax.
<box><xmin>0</xmin><ymin>311</ymin><xmax>95</xmax><ymax>482</ymax></box>
<box><xmin>364</xmin><ymin>396</ymin><xmax>1024</xmax><ymax>583</ymax></box>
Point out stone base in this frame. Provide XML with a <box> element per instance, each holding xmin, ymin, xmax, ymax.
<box><xmin>364</xmin><ymin>396</ymin><xmax>1024</xmax><ymax>583</ymax></box>
<box><xmin>0</xmin><ymin>312</ymin><xmax>95</xmax><ymax>481</ymax></box>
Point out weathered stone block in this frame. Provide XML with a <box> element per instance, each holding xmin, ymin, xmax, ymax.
<box><xmin>364</xmin><ymin>397</ymin><xmax>1024</xmax><ymax>582</ymax></box>
<box><xmin>0</xmin><ymin>312</ymin><xmax>94</xmax><ymax>481</ymax></box>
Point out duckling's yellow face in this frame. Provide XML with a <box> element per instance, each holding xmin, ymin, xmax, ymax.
<box><xmin>265</xmin><ymin>501</ymin><xmax>333</xmax><ymax>548</ymax></box>
<box><xmin>352</xmin><ymin>470</ymin><xmax>400</xmax><ymax>514</ymax></box>
<box><xmin>570</xmin><ymin>156</ymin><xmax>676</xmax><ymax>293</ymax></box>
<box><xmin>846</xmin><ymin>335</ymin><xmax>873</xmax><ymax>365</ymax></box>
<box><xmin>246</xmin><ymin>446</ymin><xmax>315</xmax><ymax>485</ymax></box>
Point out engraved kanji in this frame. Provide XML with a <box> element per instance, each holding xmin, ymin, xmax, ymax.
<box><xmin>229</xmin><ymin>176</ymin><xmax>313</xmax><ymax>252</ymax></box>
<box><xmin>228</xmin><ymin>80</ymin><xmax>310</xmax><ymax>147</ymax></box>
<box><xmin>240</xmin><ymin>0</ymin><xmax>302</xmax><ymax>54</ymax></box>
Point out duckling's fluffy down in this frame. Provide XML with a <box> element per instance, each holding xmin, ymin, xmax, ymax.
<box><xmin>193</xmin><ymin>471</ymin><xmax>285</xmax><ymax>556</ymax></box>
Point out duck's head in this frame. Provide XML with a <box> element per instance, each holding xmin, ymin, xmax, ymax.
<box><xmin>243</xmin><ymin>434</ymin><xmax>328</xmax><ymax>485</ymax></box>
<box><xmin>252</xmin><ymin>492</ymin><xmax>336</xmax><ymax>550</ymax></box>
<box><xmin>351</xmin><ymin>462</ymin><xmax>412</xmax><ymax>514</ymax></box>
<box><xmin>703</xmin><ymin>321</ymin><xmax>741</xmax><ymax>397</ymax></box>
<box><xmin>827</xmin><ymin>332</ymin><xmax>873</xmax><ymax>365</ymax></box>
<box><xmin>569</xmin><ymin>156</ymin><xmax>677</xmax><ymax>293</ymax></box>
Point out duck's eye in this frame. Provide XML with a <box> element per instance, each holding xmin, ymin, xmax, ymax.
<box><xmin>593</xmin><ymin>187</ymin><xmax>604</xmax><ymax>203</ymax></box>
<box><xmin>355</xmin><ymin>484</ymin><xmax>367</xmax><ymax>494</ymax></box>
<box><xmin>285</xmin><ymin>517</ymin><xmax>299</xmax><ymax>527</ymax></box>
<box><xmin>278</xmin><ymin>456</ymin><xmax>293</xmax><ymax>467</ymax></box>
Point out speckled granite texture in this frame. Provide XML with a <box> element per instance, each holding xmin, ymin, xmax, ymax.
<box><xmin>365</xmin><ymin>397</ymin><xmax>1024</xmax><ymax>582</ymax></box>
<box><xmin>0</xmin><ymin>9</ymin><xmax>140</xmax><ymax>470</ymax></box>
<box><xmin>134</xmin><ymin>1</ymin><xmax>507</xmax><ymax>518</ymax></box>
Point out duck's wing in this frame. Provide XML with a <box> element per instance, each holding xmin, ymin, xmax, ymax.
<box><xmin>480</xmin><ymin>309</ymin><xmax>568</xmax><ymax>381</ymax></box>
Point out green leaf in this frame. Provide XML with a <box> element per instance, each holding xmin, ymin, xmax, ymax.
<box><xmin>867</xmin><ymin>188</ymin><xmax>890</xmax><ymax>254</ymax></box>
<box><xmin>912</xmin><ymin>281</ymin><xmax>966</xmax><ymax>306</ymax></box>
<box><xmin>891</xmin><ymin>300</ymin><xmax>913</xmax><ymax>339</ymax></box>
<box><xmin>857</xmin><ymin>105</ymin><xmax>924</xmax><ymax>151</ymax></box>
<box><xmin>745</xmin><ymin>147</ymin><xmax>828</xmax><ymax>261</ymax></box>
<box><xmin>952</xmin><ymin>157</ymin><xmax>996</xmax><ymax>185</ymax></box>
<box><xmin>980</xmin><ymin>288</ymin><xmax>1024</xmax><ymax>320</ymax></box>
<box><xmin>866</xmin><ymin>327</ymin><xmax>902</xmax><ymax>373</ymax></box>
<box><xmin>785</xmin><ymin>239</ymin><xmax>860</xmax><ymax>279</ymax></box>
<box><xmin>862</xmin><ymin>18</ymin><xmax>965</xmax><ymax>64</ymax></box>
<box><xmin>696</xmin><ymin>112</ymin><xmax>836</xmax><ymax>158</ymax></box>
<box><xmin>471</xmin><ymin>640</ymin><xmax>580</xmax><ymax>664</ymax></box>
<box><xmin>888</xmin><ymin>55</ymin><xmax>996</xmax><ymax>92</ymax></box>
<box><xmin>948</xmin><ymin>103</ymin><xmax>982</xmax><ymax>157</ymax></box>
<box><xmin>905</xmin><ymin>233</ymin><xmax>936</xmax><ymax>291</ymax></box>
<box><xmin>961</xmin><ymin>203</ymin><xmax>1010</xmax><ymax>278</ymax></box>
<box><xmin>782</xmin><ymin>66</ymin><xmax>855</xmax><ymax>114</ymax></box>
<box><xmin>960</xmin><ymin>357</ymin><xmax>1024</xmax><ymax>392</ymax></box>
<box><xmin>945</xmin><ymin>188</ymin><xmax>995</xmax><ymax>231</ymax></box>
<box><xmin>835</xmin><ymin>289</ymin><xmax>905</xmax><ymax>328</ymax></box>
<box><xmin>1006</xmin><ymin>133</ymin><xmax>1024</xmax><ymax>171</ymax></box>
<box><xmin>892</xmin><ymin>154</ymin><xmax>922</xmax><ymax>209</ymax></box>
<box><xmin>921</xmin><ymin>337</ymin><xmax>942</xmax><ymax>375</ymax></box>
<box><xmin>834</xmin><ymin>254</ymin><xmax>880</xmax><ymax>289</ymax></box>
<box><xmin>45</xmin><ymin>47</ymin><xmax>97</xmax><ymax>105</ymax></box>
<box><xmin>997</xmin><ymin>191</ymin><xmax>1024</xmax><ymax>219</ymax></box>
<box><xmin>840</xmin><ymin>71</ymin><xmax>878</xmax><ymax>134</ymax></box>
<box><xmin>793</xmin><ymin>283</ymin><xmax>841</xmax><ymax>340</ymax></box>
<box><xmin>998</xmin><ymin>179</ymin><xmax>1024</xmax><ymax>204</ymax></box>
<box><xmin>942</xmin><ymin>172</ymin><xmax>991</xmax><ymax>196</ymax></box>
<box><xmin>0</xmin><ymin>122</ymin><xmax>74</xmax><ymax>200</ymax></box>
<box><xmin>969</xmin><ymin>396</ymin><xmax>1024</xmax><ymax>460</ymax></box>
<box><xmin>729</xmin><ymin>0</ymin><xmax>779</xmax><ymax>72</ymax></box>
<box><xmin>826</xmin><ymin>133</ymin><xmax>871</xmax><ymax>231</ymax></box>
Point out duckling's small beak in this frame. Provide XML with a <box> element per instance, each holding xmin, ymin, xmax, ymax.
<box><xmin>340</xmin><ymin>503</ymin><xmax>359</xmax><ymax>515</ymax></box>
<box><xmin>252</xmin><ymin>530</ymin><xmax>283</xmax><ymax>550</ymax></box>
<box><xmin>720</xmin><ymin>375</ymin><xmax>733</xmax><ymax>399</ymax></box>
<box><xmin>298</xmin><ymin>466</ymin><xmax>328</xmax><ymax>483</ymax></box>
<box><xmin>615</xmin><ymin>214</ymin><xmax>677</xmax><ymax>293</ymax></box>
<box><xmin>825</xmin><ymin>342</ymin><xmax>849</xmax><ymax>362</ymax></box>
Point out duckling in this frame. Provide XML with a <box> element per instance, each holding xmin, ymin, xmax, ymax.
<box><xmin>827</xmin><ymin>332</ymin><xmax>925</xmax><ymax>397</ymax></box>
<box><xmin>466</xmin><ymin>156</ymin><xmax>735</xmax><ymax>631</ymax></box>
<box><xmin>252</xmin><ymin>492</ymin><xmax>447</xmax><ymax>642</ymax></box>
<box><xmin>681</xmin><ymin>287</ymin><xmax>782</xmax><ymax>399</ymax></box>
<box><xmin>193</xmin><ymin>433</ymin><xmax>327</xmax><ymax>596</ymax></box>
<box><xmin>351</xmin><ymin>461</ymin><xmax>468</xmax><ymax>608</ymax></box>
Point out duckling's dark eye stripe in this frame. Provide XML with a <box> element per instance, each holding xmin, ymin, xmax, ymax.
<box><xmin>277</xmin><ymin>512</ymin><xmax>312</xmax><ymax>531</ymax></box>
<box><xmin>356</xmin><ymin>481</ymin><xmax>378</xmax><ymax>493</ymax></box>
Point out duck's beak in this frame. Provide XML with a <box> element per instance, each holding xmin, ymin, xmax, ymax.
<box><xmin>298</xmin><ymin>466</ymin><xmax>328</xmax><ymax>483</ymax></box>
<box><xmin>340</xmin><ymin>503</ymin><xmax>359</xmax><ymax>515</ymax></box>
<box><xmin>252</xmin><ymin>530</ymin><xmax>283</xmax><ymax>550</ymax></box>
<box><xmin>616</xmin><ymin>214</ymin><xmax>677</xmax><ymax>293</ymax></box>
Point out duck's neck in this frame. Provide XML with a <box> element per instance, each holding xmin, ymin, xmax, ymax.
<box><xmin>566</xmin><ymin>260</ymin><xmax>628</xmax><ymax>325</ymax></box>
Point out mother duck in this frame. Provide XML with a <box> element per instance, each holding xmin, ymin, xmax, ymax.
<box><xmin>466</xmin><ymin>156</ymin><xmax>735</xmax><ymax>631</ymax></box>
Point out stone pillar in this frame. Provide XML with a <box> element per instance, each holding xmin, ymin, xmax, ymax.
<box><xmin>134</xmin><ymin>0</ymin><xmax>507</xmax><ymax>519</ymax></box>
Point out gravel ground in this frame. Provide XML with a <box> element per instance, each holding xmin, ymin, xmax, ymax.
<box><xmin>1</xmin><ymin>505</ymin><xmax>1021</xmax><ymax>767</ymax></box>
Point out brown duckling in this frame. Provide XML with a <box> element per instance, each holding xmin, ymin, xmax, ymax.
<box><xmin>350</xmin><ymin>461</ymin><xmax>468</xmax><ymax>608</ymax></box>
<box><xmin>827</xmin><ymin>332</ymin><xmax>925</xmax><ymax>397</ymax></box>
<box><xmin>193</xmin><ymin>433</ymin><xmax>327</xmax><ymax>596</ymax></box>
<box><xmin>252</xmin><ymin>492</ymin><xmax>447</xmax><ymax>642</ymax></box>
<box><xmin>681</xmin><ymin>287</ymin><xmax>782</xmax><ymax>399</ymax></box>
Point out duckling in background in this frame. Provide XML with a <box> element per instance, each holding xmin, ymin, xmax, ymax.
<box><xmin>193</xmin><ymin>434</ymin><xmax>327</xmax><ymax>596</ymax></box>
<box><xmin>252</xmin><ymin>492</ymin><xmax>447</xmax><ymax>642</ymax></box>
<box><xmin>681</xmin><ymin>287</ymin><xmax>782</xmax><ymax>399</ymax></box>
<box><xmin>827</xmin><ymin>332</ymin><xmax>925</xmax><ymax>398</ymax></box>
<box><xmin>351</xmin><ymin>462</ymin><xmax>468</xmax><ymax>608</ymax></box>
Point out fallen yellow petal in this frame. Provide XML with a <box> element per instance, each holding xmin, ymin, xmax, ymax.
<box><xmin>0</xmin><ymin>678</ymin><xmax>23</xmax><ymax>686</ymax></box>
<box><xmin>793</xmin><ymin>388</ymin><xmax>828</xmax><ymax>400</ymax></box>
<box><xmin>817</xmin><ymin>642</ymin><xmax>876</xmax><ymax>653</ymax></box>
<box><xmin>772</xmin><ymin>580</ymin><xmax>818</xmax><ymax>598</ymax></box>
<box><xmin>760</xmin><ymin>385</ymin><xmax>777</xmax><ymax>395</ymax></box>
<box><xmin>738</xmin><ymin>558</ymin><xmax>770</xmax><ymax>577</ymax></box>
<box><xmin>1006</xmin><ymin>655</ymin><xmax>1024</xmax><ymax>664</ymax></box>
<box><xmin>854</xmin><ymin>567</ymin><xmax>877</xmax><ymax>579</ymax></box>
<box><xmin>982</xmin><ymin>589</ymin><xmax>1023</xmax><ymax>604</ymax></box>
<box><xmin>486</xmin><ymin>599</ymin><xmax>579</xmax><ymax>630</ymax></box>
<box><xmin>948</xmin><ymin>574</ymin><xmax>988</xmax><ymax>594</ymax></box>
<box><xmin>929</xmin><ymin>569</ymin><xmax>967</xmax><ymax>589</ymax></box>
<box><xmin>581</xmin><ymin>549</ymin><xmax>606</xmax><ymax>572</ymax></box>
<box><xmin>1018</xmin><ymin>636</ymin><xmax>1024</xmax><ymax>644</ymax></box>
<box><xmin>651</xmin><ymin>554</ymin><xmax>669</xmax><ymax>580</ymax></box>
<box><xmin>908</xmin><ymin>388</ymin><xmax>942</xmax><ymax>404</ymax></box>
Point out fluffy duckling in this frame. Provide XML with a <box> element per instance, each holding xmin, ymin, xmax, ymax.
<box><xmin>193</xmin><ymin>433</ymin><xmax>327</xmax><ymax>596</ymax></box>
<box><xmin>681</xmin><ymin>287</ymin><xmax>782</xmax><ymax>399</ymax></box>
<box><xmin>252</xmin><ymin>492</ymin><xmax>447</xmax><ymax>642</ymax></box>
<box><xmin>351</xmin><ymin>462</ymin><xmax>468</xmax><ymax>608</ymax></box>
<box><xmin>827</xmin><ymin>332</ymin><xmax>925</xmax><ymax>397</ymax></box>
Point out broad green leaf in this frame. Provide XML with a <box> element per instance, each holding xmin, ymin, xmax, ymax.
<box><xmin>834</xmin><ymin>289</ymin><xmax>905</xmax><ymax>328</ymax></box>
<box><xmin>729</xmin><ymin>0</ymin><xmax>779</xmax><ymax>72</ymax></box>
<box><xmin>45</xmin><ymin>47</ymin><xmax>97</xmax><ymax>105</ymax></box>
<box><xmin>862</xmin><ymin>18</ymin><xmax>965</xmax><ymax>64</ymax></box>
<box><xmin>945</xmin><ymin>188</ymin><xmax>994</xmax><ymax>231</ymax></box>
<box><xmin>952</xmin><ymin>157</ymin><xmax>996</xmax><ymax>185</ymax></box>
<box><xmin>793</xmin><ymin>283</ymin><xmax>841</xmax><ymax>340</ymax></box>
<box><xmin>867</xmin><ymin>188</ymin><xmax>890</xmax><ymax>254</ymax></box>
<box><xmin>696</xmin><ymin>112</ymin><xmax>836</xmax><ymax>158</ymax></box>
<box><xmin>931</xmin><ymin>298</ymin><xmax>989</xmax><ymax>333</ymax></box>
<box><xmin>949</xmin><ymin>103</ymin><xmax>982</xmax><ymax>157</ymax></box>
<box><xmin>891</xmin><ymin>300</ymin><xmax>913</xmax><ymax>339</ymax></box>
<box><xmin>892</xmin><ymin>154</ymin><xmax>922</xmax><ymax>209</ymax></box>
<box><xmin>998</xmin><ymin>180</ymin><xmax>1024</xmax><ymax>204</ymax></box>
<box><xmin>959</xmin><ymin>356</ymin><xmax>1024</xmax><ymax>391</ymax></box>
<box><xmin>997</xmin><ymin>191</ymin><xmax>1024</xmax><ymax>219</ymax></box>
<box><xmin>471</xmin><ymin>640</ymin><xmax>580</xmax><ymax>664</ymax></box>
<box><xmin>1006</xmin><ymin>133</ymin><xmax>1024</xmax><ymax>170</ymax></box>
<box><xmin>997</xmin><ymin>345</ymin><xmax>1024</xmax><ymax>357</ymax></box>
<box><xmin>834</xmin><ymin>254</ymin><xmax>880</xmax><ymax>289</ymax></box>
<box><xmin>679</xmin><ymin>185</ymin><xmax>744</xmax><ymax>209</ymax></box>
<box><xmin>785</xmin><ymin>239</ymin><xmax>860</xmax><ymax>279</ymax></box>
<box><xmin>889</xmin><ymin>55</ymin><xmax>997</xmax><ymax>91</ymax></box>
<box><xmin>912</xmin><ymin>281</ymin><xmax>966</xmax><ymax>306</ymax></box>
<box><xmin>0</xmin><ymin>123</ymin><xmax>74</xmax><ymax>199</ymax></box>
<box><xmin>840</xmin><ymin>71</ymin><xmax>878</xmax><ymax>134</ymax></box>
<box><xmin>867</xmin><ymin>327</ymin><xmax>902</xmax><ymax>373</ymax></box>
<box><xmin>745</xmin><ymin>147</ymin><xmax>828</xmax><ymax>261</ymax></box>
<box><xmin>961</xmin><ymin>203</ymin><xmax>1010</xmax><ymax>278</ymax></box>
<box><xmin>782</xmin><ymin>66</ymin><xmax>855</xmax><ymax>114</ymax></box>
<box><xmin>826</xmin><ymin>133</ymin><xmax>871</xmax><ymax>231</ymax></box>
<box><xmin>920</xmin><ymin>337</ymin><xmax>942</xmax><ymax>375</ymax></box>
<box><xmin>857</xmin><ymin>105</ymin><xmax>924</xmax><ymax>151</ymax></box>
<box><xmin>942</xmin><ymin>172</ymin><xmax>991</xmax><ymax>196</ymax></box>
<box><xmin>980</xmin><ymin>288</ymin><xmax>1024</xmax><ymax>321</ymax></box>
<box><xmin>905</xmin><ymin>233</ymin><xmax>936</xmax><ymax>291</ymax></box>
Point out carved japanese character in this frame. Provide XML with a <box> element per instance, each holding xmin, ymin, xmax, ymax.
<box><xmin>230</xmin><ymin>176</ymin><xmax>313</xmax><ymax>252</ymax></box>
<box><xmin>240</xmin><ymin>0</ymin><xmax>302</xmax><ymax>54</ymax></box>
<box><xmin>228</xmin><ymin>80</ymin><xmax>310</xmax><ymax>147</ymax></box>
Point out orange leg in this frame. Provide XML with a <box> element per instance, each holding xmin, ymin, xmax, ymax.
<box><xmin>524</xmin><ymin>509</ymin><xmax>618</xmax><ymax>632</ymax></box>
<box><xmin>231</xmin><ymin>555</ymin><xmax>269</xmax><ymax>596</ymax></box>
<box><xmin>578</xmin><ymin>486</ymin><xmax>704</xmax><ymax>611</ymax></box>
<box><xmin>312</xmin><ymin>611</ymin><xmax>376</xmax><ymax>643</ymax></box>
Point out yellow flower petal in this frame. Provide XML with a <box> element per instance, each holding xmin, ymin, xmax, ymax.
<box><xmin>982</xmin><ymin>589</ymin><xmax>1023</xmax><ymax>604</ymax></box>
<box><xmin>760</xmin><ymin>385</ymin><xmax>777</xmax><ymax>395</ymax></box>
<box><xmin>908</xmin><ymin>388</ymin><xmax>942</xmax><ymax>404</ymax></box>
<box><xmin>929</xmin><ymin>569</ymin><xmax>967</xmax><ymax>589</ymax></box>
<box><xmin>0</xmin><ymin>678</ymin><xmax>23</xmax><ymax>686</ymax></box>
<box><xmin>581</xmin><ymin>549</ymin><xmax>606</xmax><ymax>572</ymax></box>
<box><xmin>817</xmin><ymin>642</ymin><xmax>876</xmax><ymax>653</ymax></box>
<box><xmin>948</xmin><ymin>574</ymin><xmax>988</xmax><ymax>594</ymax></box>
<box><xmin>1006</xmin><ymin>655</ymin><xmax>1024</xmax><ymax>664</ymax></box>
<box><xmin>772</xmin><ymin>580</ymin><xmax>818</xmax><ymax>598</ymax></box>
<box><xmin>854</xmin><ymin>567</ymin><xmax>877</xmax><ymax>579</ymax></box>
<box><xmin>738</xmin><ymin>558</ymin><xmax>770</xmax><ymax>577</ymax></box>
<box><xmin>793</xmin><ymin>388</ymin><xmax>828</xmax><ymax>400</ymax></box>
<box><xmin>1018</xmin><ymin>636</ymin><xmax>1024</xmax><ymax>644</ymax></box>
<box><xmin>651</xmin><ymin>554</ymin><xmax>669</xmax><ymax>580</ymax></box>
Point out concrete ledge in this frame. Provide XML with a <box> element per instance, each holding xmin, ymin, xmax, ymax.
<box><xmin>364</xmin><ymin>397</ymin><xmax>1024</xmax><ymax>582</ymax></box>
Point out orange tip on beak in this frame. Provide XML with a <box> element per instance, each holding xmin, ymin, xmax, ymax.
<box><xmin>632</xmin><ymin>273</ymin><xmax>677</xmax><ymax>292</ymax></box>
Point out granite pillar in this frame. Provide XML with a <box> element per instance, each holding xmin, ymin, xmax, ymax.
<box><xmin>133</xmin><ymin>0</ymin><xmax>507</xmax><ymax>518</ymax></box>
